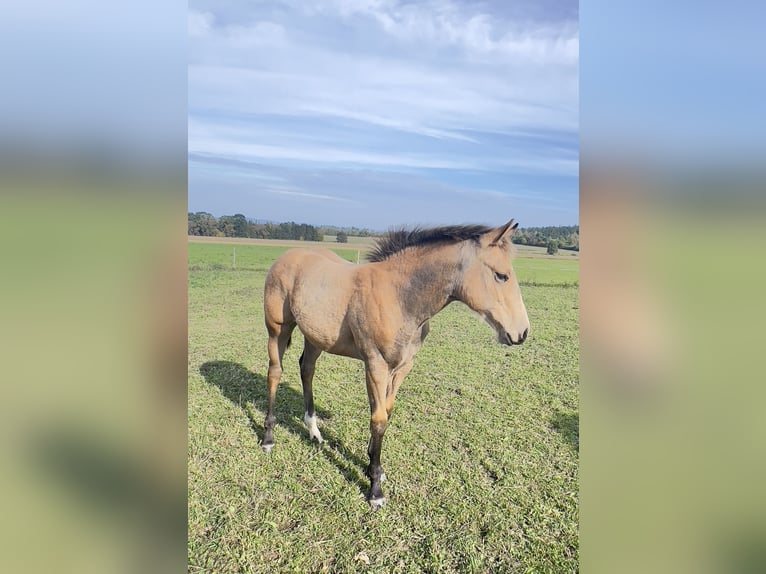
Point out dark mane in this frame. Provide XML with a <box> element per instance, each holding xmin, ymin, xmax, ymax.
<box><xmin>367</xmin><ymin>224</ymin><xmax>493</xmax><ymax>262</ymax></box>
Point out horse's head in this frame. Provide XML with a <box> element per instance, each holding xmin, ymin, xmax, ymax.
<box><xmin>458</xmin><ymin>220</ymin><xmax>530</xmax><ymax>345</ymax></box>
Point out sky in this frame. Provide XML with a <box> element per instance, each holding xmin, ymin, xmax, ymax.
<box><xmin>188</xmin><ymin>0</ymin><xmax>579</xmax><ymax>230</ymax></box>
<box><xmin>580</xmin><ymin>1</ymin><xmax>766</xmax><ymax>167</ymax></box>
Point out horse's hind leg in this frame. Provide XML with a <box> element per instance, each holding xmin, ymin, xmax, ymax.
<box><xmin>299</xmin><ymin>340</ymin><xmax>323</xmax><ymax>443</ymax></box>
<box><xmin>262</xmin><ymin>321</ymin><xmax>294</xmax><ymax>453</ymax></box>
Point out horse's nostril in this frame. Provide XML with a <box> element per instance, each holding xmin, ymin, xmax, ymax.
<box><xmin>520</xmin><ymin>328</ymin><xmax>529</xmax><ymax>343</ymax></box>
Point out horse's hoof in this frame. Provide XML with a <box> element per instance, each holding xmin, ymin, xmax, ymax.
<box><xmin>304</xmin><ymin>413</ymin><xmax>324</xmax><ymax>444</ymax></box>
<box><xmin>368</xmin><ymin>496</ymin><xmax>386</xmax><ymax>510</ymax></box>
<box><xmin>262</xmin><ymin>443</ymin><xmax>274</xmax><ymax>453</ymax></box>
<box><xmin>310</xmin><ymin>433</ymin><xmax>324</xmax><ymax>444</ymax></box>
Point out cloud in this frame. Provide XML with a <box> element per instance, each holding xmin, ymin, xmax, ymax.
<box><xmin>263</xmin><ymin>188</ymin><xmax>358</xmax><ymax>203</ymax></box>
<box><xmin>189</xmin><ymin>160</ymin><xmax>578</xmax><ymax>228</ymax></box>
<box><xmin>188</xmin><ymin>0</ymin><xmax>579</xmax><ymax>226</ymax></box>
<box><xmin>188</xmin><ymin>10</ymin><xmax>213</xmax><ymax>37</ymax></box>
<box><xmin>296</xmin><ymin>105</ymin><xmax>481</xmax><ymax>142</ymax></box>
<box><xmin>311</xmin><ymin>0</ymin><xmax>579</xmax><ymax>65</ymax></box>
<box><xmin>188</xmin><ymin>1</ymin><xmax>578</xmax><ymax>137</ymax></box>
<box><xmin>188</xmin><ymin>136</ymin><xmax>477</xmax><ymax>170</ymax></box>
<box><xmin>188</xmin><ymin>116</ymin><xmax>578</xmax><ymax>175</ymax></box>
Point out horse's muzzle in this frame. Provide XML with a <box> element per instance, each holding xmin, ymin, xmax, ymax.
<box><xmin>502</xmin><ymin>328</ymin><xmax>528</xmax><ymax>346</ymax></box>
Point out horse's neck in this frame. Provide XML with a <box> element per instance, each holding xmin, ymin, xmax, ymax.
<box><xmin>393</xmin><ymin>246</ymin><xmax>460</xmax><ymax>325</ymax></box>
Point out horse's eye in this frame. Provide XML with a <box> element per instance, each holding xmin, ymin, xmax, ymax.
<box><xmin>494</xmin><ymin>271</ymin><xmax>509</xmax><ymax>283</ymax></box>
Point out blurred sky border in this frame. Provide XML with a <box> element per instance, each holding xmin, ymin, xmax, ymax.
<box><xmin>188</xmin><ymin>0</ymin><xmax>579</xmax><ymax>229</ymax></box>
<box><xmin>581</xmin><ymin>1</ymin><xmax>766</xmax><ymax>171</ymax></box>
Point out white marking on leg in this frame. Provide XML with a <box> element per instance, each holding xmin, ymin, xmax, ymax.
<box><xmin>368</xmin><ymin>496</ymin><xmax>386</xmax><ymax>510</ymax></box>
<box><xmin>304</xmin><ymin>412</ymin><xmax>323</xmax><ymax>443</ymax></box>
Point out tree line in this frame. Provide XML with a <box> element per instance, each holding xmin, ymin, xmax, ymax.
<box><xmin>188</xmin><ymin>212</ymin><xmax>322</xmax><ymax>241</ymax></box>
<box><xmin>318</xmin><ymin>225</ymin><xmax>372</xmax><ymax>237</ymax></box>
<box><xmin>513</xmin><ymin>225</ymin><xmax>579</xmax><ymax>251</ymax></box>
<box><xmin>189</xmin><ymin>212</ymin><xmax>578</xmax><ymax>251</ymax></box>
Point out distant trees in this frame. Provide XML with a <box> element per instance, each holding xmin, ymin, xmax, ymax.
<box><xmin>319</xmin><ymin>225</ymin><xmax>373</xmax><ymax>237</ymax></box>
<box><xmin>188</xmin><ymin>214</ymin><xmax>578</xmax><ymax>250</ymax></box>
<box><xmin>218</xmin><ymin>214</ymin><xmax>248</xmax><ymax>238</ymax></box>
<box><xmin>514</xmin><ymin>225</ymin><xmax>579</xmax><ymax>251</ymax></box>
<box><xmin>263</xmin><ymin>222</ymin><xmax>322</xmax><ymax>241</ymax></box>
<box><xmin>188</xmin><ymin>212</ymin><xmax>322</xmax><ymax>241</ymax></box>
<box><xmin>187</xmin><ymin>212</ymin><xmax>218</xmax><ymax>236</ymax></box>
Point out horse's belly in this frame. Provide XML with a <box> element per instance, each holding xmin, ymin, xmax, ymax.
<box><xmin>303</xmin><ymin>326</ymin><xmax>361</xmax><ymax>359</ymax></box>
<box><xmin>296</xmin><ymin>314</ymin><xmax>360</xmax><ymax>358</ymax></box>
<box><xmin>288</xmin><ymin>261</ymin><xmax>362</xmax><ymax>359</ymax></box>
<box><xmin>326</xmin><ymin>340</ymin><xmax>362</xmax><ymax>360</ymax></box>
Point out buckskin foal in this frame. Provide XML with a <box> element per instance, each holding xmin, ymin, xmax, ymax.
<box><xmin>262</xmin><ymin>220</ymin><xmax>530</xmax><ymax>509</ymax></box>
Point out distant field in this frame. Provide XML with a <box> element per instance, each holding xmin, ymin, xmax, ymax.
<box><xmin>322</xmin><ymin>235</ymin><xmax>377</xmax><ymax>245</ymax></box>
<box><xmin>188</xmin><ymin>239</ymin><xmax>579</xmax><ymax>286</ymax></box>
<box><xmin>188</xmin><ymin>242</ymin><xmax>360</xmax><ymax>272</ymax></box>
<box><xmin>512</xmin><ymin>257</ymin><xmax>579</xmax><ymax>286</ymax></box>
<box><xmin>189</xmin><ymin>235</ymin><xmax>332</xmax><ymax>248</ymax></box>
<box><xmin>514</xmin><ymin>244</ymin><xmax>579</xmax><ymax>260</ymax></box>
<box><xmin>189</xmin><ymin>236</ymin><xmax>577</xmax><ymax>257</ymax></box>
<box><xmin>188</xmin><ymin>242</ymin><xmax>578</xmax><ymax>573</ymax></box>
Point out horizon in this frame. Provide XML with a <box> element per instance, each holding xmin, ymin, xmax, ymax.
<box><xmin>188</xmin><ymin>210</ymin><xmax>579</xmax><ymax>233</ymax></box>
<box><xmin>189</xmin><ymin>1</ymin><xmax>579</xmax><ymax>229</ymax></box>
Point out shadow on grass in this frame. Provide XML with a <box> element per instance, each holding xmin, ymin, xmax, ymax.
<box><xmin>200</xmin><ymin>360</ymin><xmax>369</xmax><ymax>494</ymax></box>
<box><xmin>551</xmin><ymin>409</ymin><xmax>579</xmax><ymax>451</ymax></box>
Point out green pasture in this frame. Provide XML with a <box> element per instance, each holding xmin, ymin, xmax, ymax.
<box><xmin>187</xmin><ymin>242</ymin><xmax>578</xmax><ymax>286</ymax></box>
<box><xmin>322</xmin><ymin>235</ymin><xmax>377</xmax><ymax>245</ymax></box>
<box><xmin>511</xmin><ymin>257</ymin><xmax>579</xmax><ymax>286</ymax></box>
<box><xmin>188</xmin><ymin>242</ymin><xmax>579</xmax><ymax>573</ymax></box>
<box><xmin>189</xmin><ymin>243</ymin><xmax>359</xmax><ymax>272</ymax></box>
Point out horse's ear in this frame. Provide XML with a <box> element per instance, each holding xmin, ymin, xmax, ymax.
<box><xmin>489</xmin><ymin>219</ymin><xmax>518</xmax><ymax>246</ymax></box>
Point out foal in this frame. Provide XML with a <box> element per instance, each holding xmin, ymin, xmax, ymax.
<box><xmin>262</xmin><ymin>220</ymin><xmax>530</xmax><ymax>508</ymax></box>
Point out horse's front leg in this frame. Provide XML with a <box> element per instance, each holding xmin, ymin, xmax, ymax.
<box><xmin>386</xmin><ymin>358</ymin><xmax>414</xmax><ymax>421</ymax></box>
<box><xmin>364</xmin><ymin>362</ymin><xmax>391</xmax><ymax>510</ymax></box>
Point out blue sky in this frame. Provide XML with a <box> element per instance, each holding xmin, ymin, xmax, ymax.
<box><xmin>188</xmin><ymin>0</ymin><xmax>579</xmax><ymax>229</ymax></box>
<box><xmin>581</xmin><ymin>1</ymin><xmax>766</xmax><ymax>166</ymax></box>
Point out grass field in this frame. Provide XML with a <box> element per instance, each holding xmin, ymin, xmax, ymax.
<box><xmin>187</xmin><ymin>241</ymin><xmax>579</xmax><ymax>287</ymax></box>
<box><xmin>188</xmin><ymin>241</ymin><xmax>579</xmax><ymax>573</ymax></box>
<box><xmin>322</xmin><ymin>235</ymin><xmax>377</xmax><ymax>246</ymax></box>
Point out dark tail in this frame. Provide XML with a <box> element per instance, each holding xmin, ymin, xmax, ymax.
<box><xmin>286</xmin><ymin>334</ymin><xmax>292</xmax><ymax>349</ymax></box>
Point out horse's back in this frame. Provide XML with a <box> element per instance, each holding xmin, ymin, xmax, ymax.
<box><xmin>265</xmin><ymin>249</ymin><xmax>357</xmax><ymax>349</ymax></box>
<box><xmin>266</xmin><ymin>248</ymin><xmax>352</xmax><ymax>286</ymax></box>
